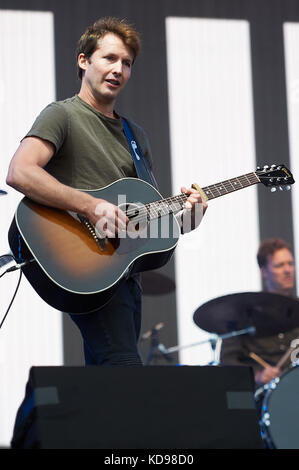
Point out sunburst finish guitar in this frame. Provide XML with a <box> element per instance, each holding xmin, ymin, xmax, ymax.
<box><xmin>8</xmin><ymin>164</ymin><xmax>294</xmax><ymax>314</ymax></box>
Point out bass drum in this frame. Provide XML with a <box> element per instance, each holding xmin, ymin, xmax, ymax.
<box><xmin>260</xmin><ymin>365</ymin><xmax>299</xmax><ymax>449</ymax></box>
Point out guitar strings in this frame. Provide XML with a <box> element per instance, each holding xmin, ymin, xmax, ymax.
<box><xmin>105</xmin><ymin>170</ymin><xmax>287</xmax><ymax>225</ymax></box>
<box><xmin>123</xmin><ymin>173</ymin><xmax>259</xmax><ymax>220</ymax></box>
<box><xmin>123</xmin><ymin>197</ymin><xmax>185</xmax><ymax>223</ymax></box>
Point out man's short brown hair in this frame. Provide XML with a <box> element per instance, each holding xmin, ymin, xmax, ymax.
<box><xmin>257</xmin><ymin>238</ymin><xmax>292</xmax><ymax>268</ymax></box>
<box><xmin>76</xmin><ymin>17</ymin><xmax>141</xmax><ymax>79</ymax></box>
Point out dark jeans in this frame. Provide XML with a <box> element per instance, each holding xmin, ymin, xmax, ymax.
<box><xmin>69</xmin><ymin>277</ymin><xmax>143</xmax><ymax>366</ymax></box>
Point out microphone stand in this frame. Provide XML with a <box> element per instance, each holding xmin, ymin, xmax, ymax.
<box><xmin>145</xmin><ymin>327</ymin><xmax>173</xmax><ymax>365</ymax></box>
<box><xmin>157</xmin><ymin>326</ymin><xmax>256</xmax><ymax>366</ymax></box>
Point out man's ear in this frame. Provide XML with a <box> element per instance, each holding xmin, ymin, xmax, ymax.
<box><xmin>78</xmin><ymin>53</ymin><xmax>88</xmax><ymax>74</ymax></box>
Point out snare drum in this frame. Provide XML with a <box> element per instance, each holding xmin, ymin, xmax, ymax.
<box><xmin>259</xmin><ymin>365</ymin><xmax>299</xmax><ymax>448</ymax></box>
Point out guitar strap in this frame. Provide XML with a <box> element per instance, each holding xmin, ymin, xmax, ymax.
<box><xmin>121</xmin><ymin>117</ymin><xmax>158</xmax><ymax>189</ymax></box>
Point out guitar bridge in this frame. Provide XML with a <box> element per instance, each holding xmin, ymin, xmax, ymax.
<box><xmin>77</xmin><ymin>215</ymin><xmax>106</xmax><ymax>251</ymax></box>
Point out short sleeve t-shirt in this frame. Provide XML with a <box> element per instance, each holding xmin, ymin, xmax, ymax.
<box><xmin>25</xmin><ymin>95</ymin><xmax>153</xmax><ymax>190</ymax></box>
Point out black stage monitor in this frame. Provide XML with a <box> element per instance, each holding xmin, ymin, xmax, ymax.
<box><xmin>11</xmin><ymin>365</ymin><xmax>263</xmax><ymax>449</ymax></box>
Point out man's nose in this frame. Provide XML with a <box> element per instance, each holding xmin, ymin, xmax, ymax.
<box><xmin>112</xmin><ymin>60</ymin><xmax>122</xmax><ymax>75</ymax></box>
<box><xmin>284</xmin><ymin>265</ymin><xmax>293</xmax><ymax>274</ymax></box>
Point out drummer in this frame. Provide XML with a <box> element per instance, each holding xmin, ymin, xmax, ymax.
<box><xmin>220</xmin><ymin>238</ymin><xmax>299</xmax><ymax>386</ymax></box>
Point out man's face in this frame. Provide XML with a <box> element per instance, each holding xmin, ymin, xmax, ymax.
<box><xmin>262</xmin><ymin>248</ymin><xmax>295</xmax><ymax>294</ymax></box>
<box><xmin>79</xmin><ymin>32</ymin><xmax>133</xmax><ymax>105</ymax></box>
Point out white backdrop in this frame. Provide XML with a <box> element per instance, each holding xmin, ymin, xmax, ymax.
<box><xmin>0</xmin><ymin>10</ymin><xmax>63</xmax><ymax>447</ymax></box>
<box><xmin>166</xmin><ymin>17</ymin><xmax>261</xmax><ymax>365</ymax></box>
<box><xmin>283</xmin><ymin>23</ymin><xmax>299</xmax><ymax>295</ymax></box>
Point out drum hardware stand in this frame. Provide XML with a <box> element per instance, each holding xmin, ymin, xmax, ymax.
<box><xmin>142</xmin><ymin>323</ymin><xmax>173</xmax><ymax>365</ymax></box>
<box><xmin>157</xmin><ymin>326</ymin><xmax>256</xmax><ymax>365</ymax></box>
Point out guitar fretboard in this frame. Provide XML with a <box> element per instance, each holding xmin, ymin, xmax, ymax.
<box><xmin>201</xmin><ymin>171</ymin><xmax>260</xmax><ymax>200</ymax></box>
<box><xmin>127</xmin><ymin>171</ymin><xmax>260</xmax><ymax>221</ymax></box>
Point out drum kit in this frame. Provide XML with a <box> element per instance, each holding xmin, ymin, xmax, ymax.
<box><xmin>192</xmin><ymin>291</ymin><xmax>299</xmax><ymax>449</ymax></box>
<box><xmin>143</xmin><ymin>288</ymin><xmax>299</xmax><ymax>449</ymax></box>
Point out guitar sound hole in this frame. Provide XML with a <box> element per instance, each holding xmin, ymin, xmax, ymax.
<box><xmin>108</xmin><ymin>202</ymin><xmax>149</xmax><ymax>255</ymax></box>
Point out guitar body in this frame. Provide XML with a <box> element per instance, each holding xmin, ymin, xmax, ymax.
<box><xmin>8</xmin><ymin>178</ymin><xmax>180</xmax><ymax>314</ymax></box>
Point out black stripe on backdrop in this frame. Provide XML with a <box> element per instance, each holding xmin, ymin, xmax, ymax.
<box><xmin>1</xmin><ymin>0</ymin><xmax>298</xmax><ymax>365</ymax></box>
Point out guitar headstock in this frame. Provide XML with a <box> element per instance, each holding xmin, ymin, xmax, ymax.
<box><xmin>256</xmin><ymin>164</ymin><xmax>295</xmax><ymax>192</ymax></box>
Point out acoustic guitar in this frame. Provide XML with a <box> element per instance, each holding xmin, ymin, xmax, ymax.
<box><xmin>8</xmin><ymin>164</ymin><xmax>294</xmax><ymax>313</ymax></box>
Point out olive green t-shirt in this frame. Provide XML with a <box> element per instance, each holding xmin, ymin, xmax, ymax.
<box><xmin>25</xmin><ymin>95</ymin><xmax>153</xmax><ymax>190</ymax></box>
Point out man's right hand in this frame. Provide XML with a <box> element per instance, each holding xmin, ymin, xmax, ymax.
<box><xmin>90</xmin><ymin>199</ymin><xmax>129</xmax><ymax>239</ymax></box>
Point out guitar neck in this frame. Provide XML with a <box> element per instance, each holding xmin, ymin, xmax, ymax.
<box><xmin>142</xmin><ymin>171</ymin><xmax>260</xmax><ymax>220</ymax></box>
<box><xmin>201</xmin><ymin>171</ymin><xmax>260</xmax><ymax>201</ymax></box>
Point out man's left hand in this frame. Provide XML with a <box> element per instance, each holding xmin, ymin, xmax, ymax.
<box><xmin>180</xmin><ymin>186</ymin><xmax>208</xmax><ymax>233</ymax></box>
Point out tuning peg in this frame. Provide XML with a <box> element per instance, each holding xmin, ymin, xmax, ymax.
<box><xmin>271</xmin><ymin>164</ymin><xmax>277</xmax><ymax>168</ymax></box>
<box><xmin>271</xmin><ymin>187</ymin><xmax>277</xmax><ymax>192</ymax></box>
<box><xmin>256</xmin><ymin>166</ymin><xmax>261</xmax><ymax>170</ymax></box>
<box><xmin>264</xmin><ymin>165</ymin><xmax>269</xmax><ymax>170</ymax></box>
<box><xmin>279</xmin><ymin>186</ymin><xmax>283</xmax><ymax>191</ymax></box>
<box><xmin>286</xmin><ymin>185</ymin><xmax>291</xmax><ymax>191</ymax></box>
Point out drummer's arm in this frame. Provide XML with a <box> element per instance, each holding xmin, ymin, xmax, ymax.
<box><xmin>222</xmin><ymin>339</ymin><xmax>281</xmax><ymax>385</ymax></box>
<box><xmin>222</xmin><ymin>338</ymin><xmax>281</xmax><ymax>385</ymax></box>
<box><xmin>254</xmin><ymin>366</ymin><xmax>281</xmax><ymax>385</ymax></box>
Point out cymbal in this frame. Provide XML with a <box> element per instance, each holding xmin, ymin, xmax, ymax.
<box><xmin>193</xmin><ymin>292</ymin><xmax>299</xmax><ymax>336</ymax></box>
<box><xmin>141</xmin><ymin>272</ymin><xmax>175</xmax><ymax>295</ymax></box>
